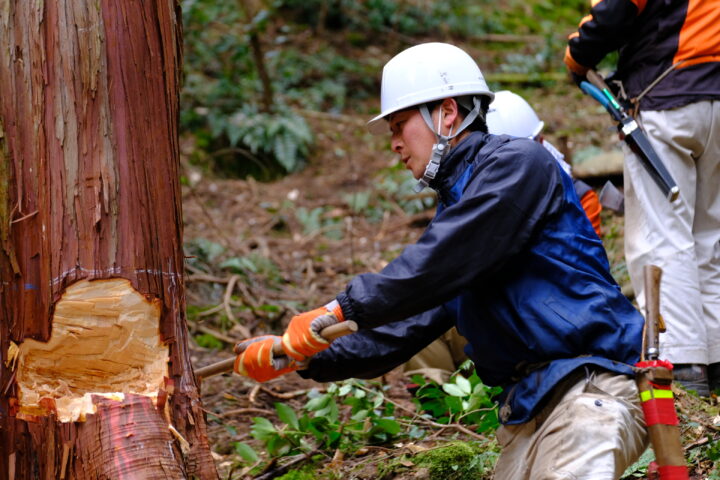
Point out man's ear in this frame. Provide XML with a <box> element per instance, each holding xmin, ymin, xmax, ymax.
<box><xmin>440</xmin><ymin>98</ymin><xmax>460</xmax><ymax>131</ymax></box>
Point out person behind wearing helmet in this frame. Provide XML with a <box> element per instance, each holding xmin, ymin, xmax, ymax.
<box><xmin>234</xmin><ymin>42</ymin><xmax>648</xmax><ymax>477</ymax></box>
<box><xmin>487</xmin><ymin>90</ymin><xmax>603</xmax><ymax>237</ymax></box>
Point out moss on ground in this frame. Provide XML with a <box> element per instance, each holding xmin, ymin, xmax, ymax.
<box><xmin>276</xmin><ymin>467</ymin><xmax>317</xmax><ymax>480</ymax></box>
<box><xmin>377</xmin><ymin>441</ymin><xmax>498</xmax><ymax>480</ymax></box>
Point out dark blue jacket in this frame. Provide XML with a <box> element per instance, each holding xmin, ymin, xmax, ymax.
<box><xmin>300</xmin><ymin>132</ymin><xmax>643</xmax><ymax>424</ymax></box>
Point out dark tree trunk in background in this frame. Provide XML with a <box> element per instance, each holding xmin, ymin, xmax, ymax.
<box><xmin>0</xmin><ymin>1</ymin><xmax>217</xmax><ymax>477</ymax></box>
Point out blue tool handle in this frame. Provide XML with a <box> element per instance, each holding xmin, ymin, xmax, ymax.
<box><xmin>580</xmin><ymin>81</ymin><xmax>624</xmax><ymax>121</ymax></box>
<box><xmin>580</xmin><ymin>81</ymin><xmax>610</xmax><ymax>109</ymax></box>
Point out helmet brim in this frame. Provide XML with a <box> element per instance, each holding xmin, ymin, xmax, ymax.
<box><xmin>366</xmin><ymin>113</ymin><xmax>390</xmax><ymax>135</ymax></box>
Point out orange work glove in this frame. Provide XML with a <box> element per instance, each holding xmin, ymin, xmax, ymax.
<box><xmin>282</xmin><ymin>300</ymin><xmax>345</xmax><ymax>361</ymax></box>
<box><xmin>234</xmin><ymin>335</ymin><xmax>298</xmax><ymax>382</ymax></box>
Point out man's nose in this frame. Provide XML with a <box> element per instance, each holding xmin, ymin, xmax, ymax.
<box><xmin>391</xmin><ymin>136</ymin><xmax>402</xmax><ymax>153</ymax></box>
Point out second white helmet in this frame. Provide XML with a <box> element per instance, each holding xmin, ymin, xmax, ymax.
<box><xmin>367</xmin><ymin>43</ymin><xmax>494</xmax><ymax>134</ymax></box>
<box><xmin>486</xmin><ymin>90</ymin><xmax>544</xmax><ymax>139</ymax></box>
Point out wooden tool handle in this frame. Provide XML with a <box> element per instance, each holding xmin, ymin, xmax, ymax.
<box><xmin>586</xmin><ymin>69</ymin><xmax>610</xmax><ymax>92</ymax></box>
<box><xmin>642</xmin><ymin>265</ymin><xmax>663</xmax><ymax>361</ymax></box>
<box><xmin>195</xmin><ymin>320</ymin><xmax>359</xmax><ymax>380</ymax></box>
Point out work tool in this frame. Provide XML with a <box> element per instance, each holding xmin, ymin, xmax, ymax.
<box><xmin>195</xmin><ymin>320</ymin><xmax>359</xmax><ymax>380</ymax></box>
<box><xmin>634</xmin><ymin>265</ymin><xmax>688</xmax><ymax>479</ymax></box>
<box><xmin>598</xmin><ymin>180</ymin><xmax>624</xmax><ymax>214</ymax></box>
<box><xmin>580</xmin><ymin>70</ymin><xmax>679</xmax><ymax>202</ymax></box>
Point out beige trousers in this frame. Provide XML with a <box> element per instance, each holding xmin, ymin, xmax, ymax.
<box><xmin>403</xmin><ymin>327</ymin><xmax>469</xmax><ymax>384</ymax></box>
<box><xmin>493</xmin><ymin>370</ymin><xmax>648</xmax><ymax>480</ymax></box>
<box><xmin>624</xmin><ymin>100</ymin><xmax>720</xmax><ymax>364</ymax></box>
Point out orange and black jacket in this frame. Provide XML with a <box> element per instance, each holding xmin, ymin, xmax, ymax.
<box><xmin>565</xmin><ymin>0</ymin><xmax>720</xmax><ymax>111</ymax></box>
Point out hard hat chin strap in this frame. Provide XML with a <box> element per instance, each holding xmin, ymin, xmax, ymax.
<box><xmin>414</xmin><ymin>97</ymin><xmax>483</xmax><ymax>192</ymax></box>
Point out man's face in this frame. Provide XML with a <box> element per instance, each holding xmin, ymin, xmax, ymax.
<box><xmin>388</xmin><ymin>108</ymin><xmax>437</xmax><ymax>179</ymax></box>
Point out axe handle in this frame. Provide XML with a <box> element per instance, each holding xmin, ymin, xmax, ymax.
<box><xmin>586</xmin><ymin>69</ymin><xmax>611</xmax><ymax>92</ymax></box>
<box><xmin>582</xmin><ymin>71</ymin><xmax>680</xmax><ymax>202</ymax></box>
<box><xmin>195</xmin><ymin>320</ymin><xmax>358</xmax><ymax>380</ymax></box>
<box><xmin>642</xmin><ymin>265</ymin><xmax>663</xmax><ymax>361</ymax></box>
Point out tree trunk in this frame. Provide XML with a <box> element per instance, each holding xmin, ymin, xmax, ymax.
<box><xmin>0</xmin><ymin>1</ymin><xmax>218</xmax><ymax>478</ymax></box>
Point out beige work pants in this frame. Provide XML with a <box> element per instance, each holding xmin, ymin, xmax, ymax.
<box><xmin>624</xmin><ymin>100</ymin><xmax>720</xmax><ymax>365</ymax></box>
<box><xmin>493</xmin><ymin>370</ymin><xmax>648</xmax><ymax>480</ymax></box>
<box><xmin>403</xmin><ymin>327</ymin><xmax>469</xmax><ymax>384</ymax></box>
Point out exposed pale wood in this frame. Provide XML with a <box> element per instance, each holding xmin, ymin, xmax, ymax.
<box><xmin>17</xmin><ymin>279</ymin><xmax>168</xmax><ymax>423</ymax></box>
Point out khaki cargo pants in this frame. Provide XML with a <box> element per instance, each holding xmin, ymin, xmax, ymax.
<box><xmin>493</xmin><ymin>370</ymin><xmax>648</xmax><ymax>480</ymax></box>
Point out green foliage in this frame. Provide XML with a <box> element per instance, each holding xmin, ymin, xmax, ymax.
<box><xmin>234</xmin><ymin>442</ymin><xmax>260</xmax><ymax>464</ymax></box>
<box><xmin>181</xmin><ymin>0</ymin><xmax>315</xmax><ymax>180</ymax></box>
<box><xmin>193</xmin><ymin>333</ymin><xmax>225</xmax><ymax>350</ymax></box>
<box><xmin>378</xmin><ymin>441</ymin><xmax>499</xmax><ymax>480</ymax></box>
<box><xmin>220</xmin><ymin>251</ymin><xmax>283</xmax><ymax>284</ymax></box>
<box><xmin>184</xmin><ymin>237</ymin><xmax>225</xmax><ymax>268</ymax></box>
<box><xmin>412</xmin><ymin>369</ymin><xmax>501</xmax><ymax>432</ymax></box>
<box><xmin>295</xmin><ymin>206</ymin><xmax>344</xmax><ymax>239</ymax></box>
<box><xmin>274</xmin><ymin>47</ymin><xmax>375</xmax><ymax>112</ymax></box>
<box><xmin>180</xmin><ymin>0</ymin><xmax>595</xmax><ymax>180</ymax></box>
<box><xmin>207</xmin><ymin>105</ymin><xmax>313</xmax><ymax>175</ymax></box>
<box><xmin>620</xmin><ymin>447</ymin><xmax>654</xmax><ymax>478</ymax></box>
<box><xmin>275</xmin><ymin>0</ymin><xmax>588</xmax><ymax>40</ymax></box>
<box><xmin>339</xmin><ymin>166</ymin><xmax>437</xmax><ymax>225</ymax></box>
<box><xmin>708</xmin><ymin>437</ymin><xmax>720</xmax><ymax>461</ymax></box>
<box><xmin>375</xmin><ymin>165</ymin><xmax>436</xmax><ymax>215</ymax></box>
<box><xmin>242</xmin><ymin>371</ymin><xmax>500</xmax><ymax>470</ymax></box>
<box><xmin>276</xmin><ymin>0</ymin><xmax>444</xmax><ymax>36</ymax></box>
<box><xmin>276</xmin><ymin>469</ymin><xmax>316</xmax><ymax>480</ymax></box>
<box><xmin>184</xmin><ymin>238</ymin><xmax>283</xmax><ymax>286</ymax></box>
<box><xmin>247</xmin><ymin>380</ymin><xmax>411</xmax><ymax>463</ymax></box>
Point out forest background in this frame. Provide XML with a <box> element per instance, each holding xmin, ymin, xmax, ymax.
<box><xmin>179</xmin><ymin>1</ymin><xmax>720</xmax><ymax>478</ymax></box>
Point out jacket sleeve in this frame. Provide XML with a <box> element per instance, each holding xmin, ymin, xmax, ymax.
<box><xmin>298</xmin><ymin>304</ymin><xmax>455</xmax><ymax>382</ymax></box>
<box><xmin>564</xmin><ymin>0</ymin><xmax>642</xmax><ymax>74</ymax></box>
<box><xmin>337</xmin><ymin>138</ymin><xmax>564</xmax><ymax>328</ymax></box>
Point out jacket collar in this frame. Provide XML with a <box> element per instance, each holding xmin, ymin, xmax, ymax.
<box><xmin>429</xmin><ymin>131</ymin><xmax>489</xmax><ymax>198</ymax></box>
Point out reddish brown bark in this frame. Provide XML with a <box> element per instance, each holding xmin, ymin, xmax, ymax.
<box><xmin>0</xmin><ymin>1</ymin><xmax>217</xmax><ymax>478</ymax></box>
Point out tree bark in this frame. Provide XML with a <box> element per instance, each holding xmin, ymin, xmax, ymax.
<box><xmin>0</xmin><ymin>1</ymin><xmax>217</xmax><ymax>478</ymax></box>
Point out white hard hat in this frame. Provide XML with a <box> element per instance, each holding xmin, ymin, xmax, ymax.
<box><xmin>486</xmin><ymin>90</ymin><xmax>544</xmax><ymax>139</ymax></box>
<box><xmin>367</xmin><ymin>43</ymin><xmax>494</xmax><ymax>134</ymax></box>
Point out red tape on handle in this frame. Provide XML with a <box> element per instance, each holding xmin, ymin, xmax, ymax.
<box><xmin>658</xmin><ymin>465</ymin><xmax>689</xmax><ymax>479</ymax></box>
<box><xmin>641</xmin><ymin>397</ymin><xmax>679</xmax><ymax>426</ymax></box>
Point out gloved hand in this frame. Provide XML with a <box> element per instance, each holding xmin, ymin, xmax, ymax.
<box><xmin>282</xmin><ymin>300</ymin><xmax>345</xmax><ymax>361</ymax></box>
<box><xmin>234</xmin><ymin>335</ymin><xmax>298</xmax><ymax>382</ymax></box>
<box><xmin>570</xmin><ymin>71</ymin><xmax>587</xmax><ymax>87</ymax></box>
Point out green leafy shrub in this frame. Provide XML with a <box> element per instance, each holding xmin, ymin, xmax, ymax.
<box><xmin>207</xmin><ymin>105</ymin><xmax>313</xmax><ymax>176</ymax></box>
<box><xmin>274</xmin><ymin>47</ymin><xmax>375</xmax><ymax>112</ymax></box>
<box><xmin>247</xmin><ymin>380</ymin><xmax>409</xmax><ymax>462</ymax></box>
<box><xmin>375</xmin><ymin>165</ymin><xmax>436</xmax><ymax>215</ymax></box>
<box><xmin>181</xmin><ymin>0</ymin><xmax>315</xmax><ymax>179</ymax></box>
<box><xmin>295</xmin><ymin>206</ymin><xmax>344</xmax><ymax>239</ymax></box>
<box><xmin>412</xmin><ymin>367</ymin><xmax>501</xmax><ymax>433</ymax></box>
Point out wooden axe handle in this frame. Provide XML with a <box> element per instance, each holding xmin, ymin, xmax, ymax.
<box><xmin>195</xmin><ymin>320</ymin><xmax>358</xmax><ymax>380</ymax></box>
<box><xmin>586</xmin><ymin>69</ymin><xmax>611</xmax><ymax>92</ymax></box>
<box><xmin>642</xmin><ymin>265</ymin><xmax>663</xmax><ymax>361</ymax></box>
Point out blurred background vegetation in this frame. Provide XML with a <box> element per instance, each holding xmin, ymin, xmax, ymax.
<box><xmin>180</xmin><ymin>0</ymin><xmax>604</xmax><ymax>180</ymax></box>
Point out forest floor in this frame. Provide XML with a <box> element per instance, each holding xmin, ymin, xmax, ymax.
<box><xmin>180</xmin><ymin>50</ymin><xmax>720</xmax><ymax>478</ymax></box>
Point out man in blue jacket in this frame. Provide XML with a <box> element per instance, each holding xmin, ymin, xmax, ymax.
<box><xmin>236</xmin><ymin>43</ymin><xmax>648</xmax><ymax>478</ymax></box>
